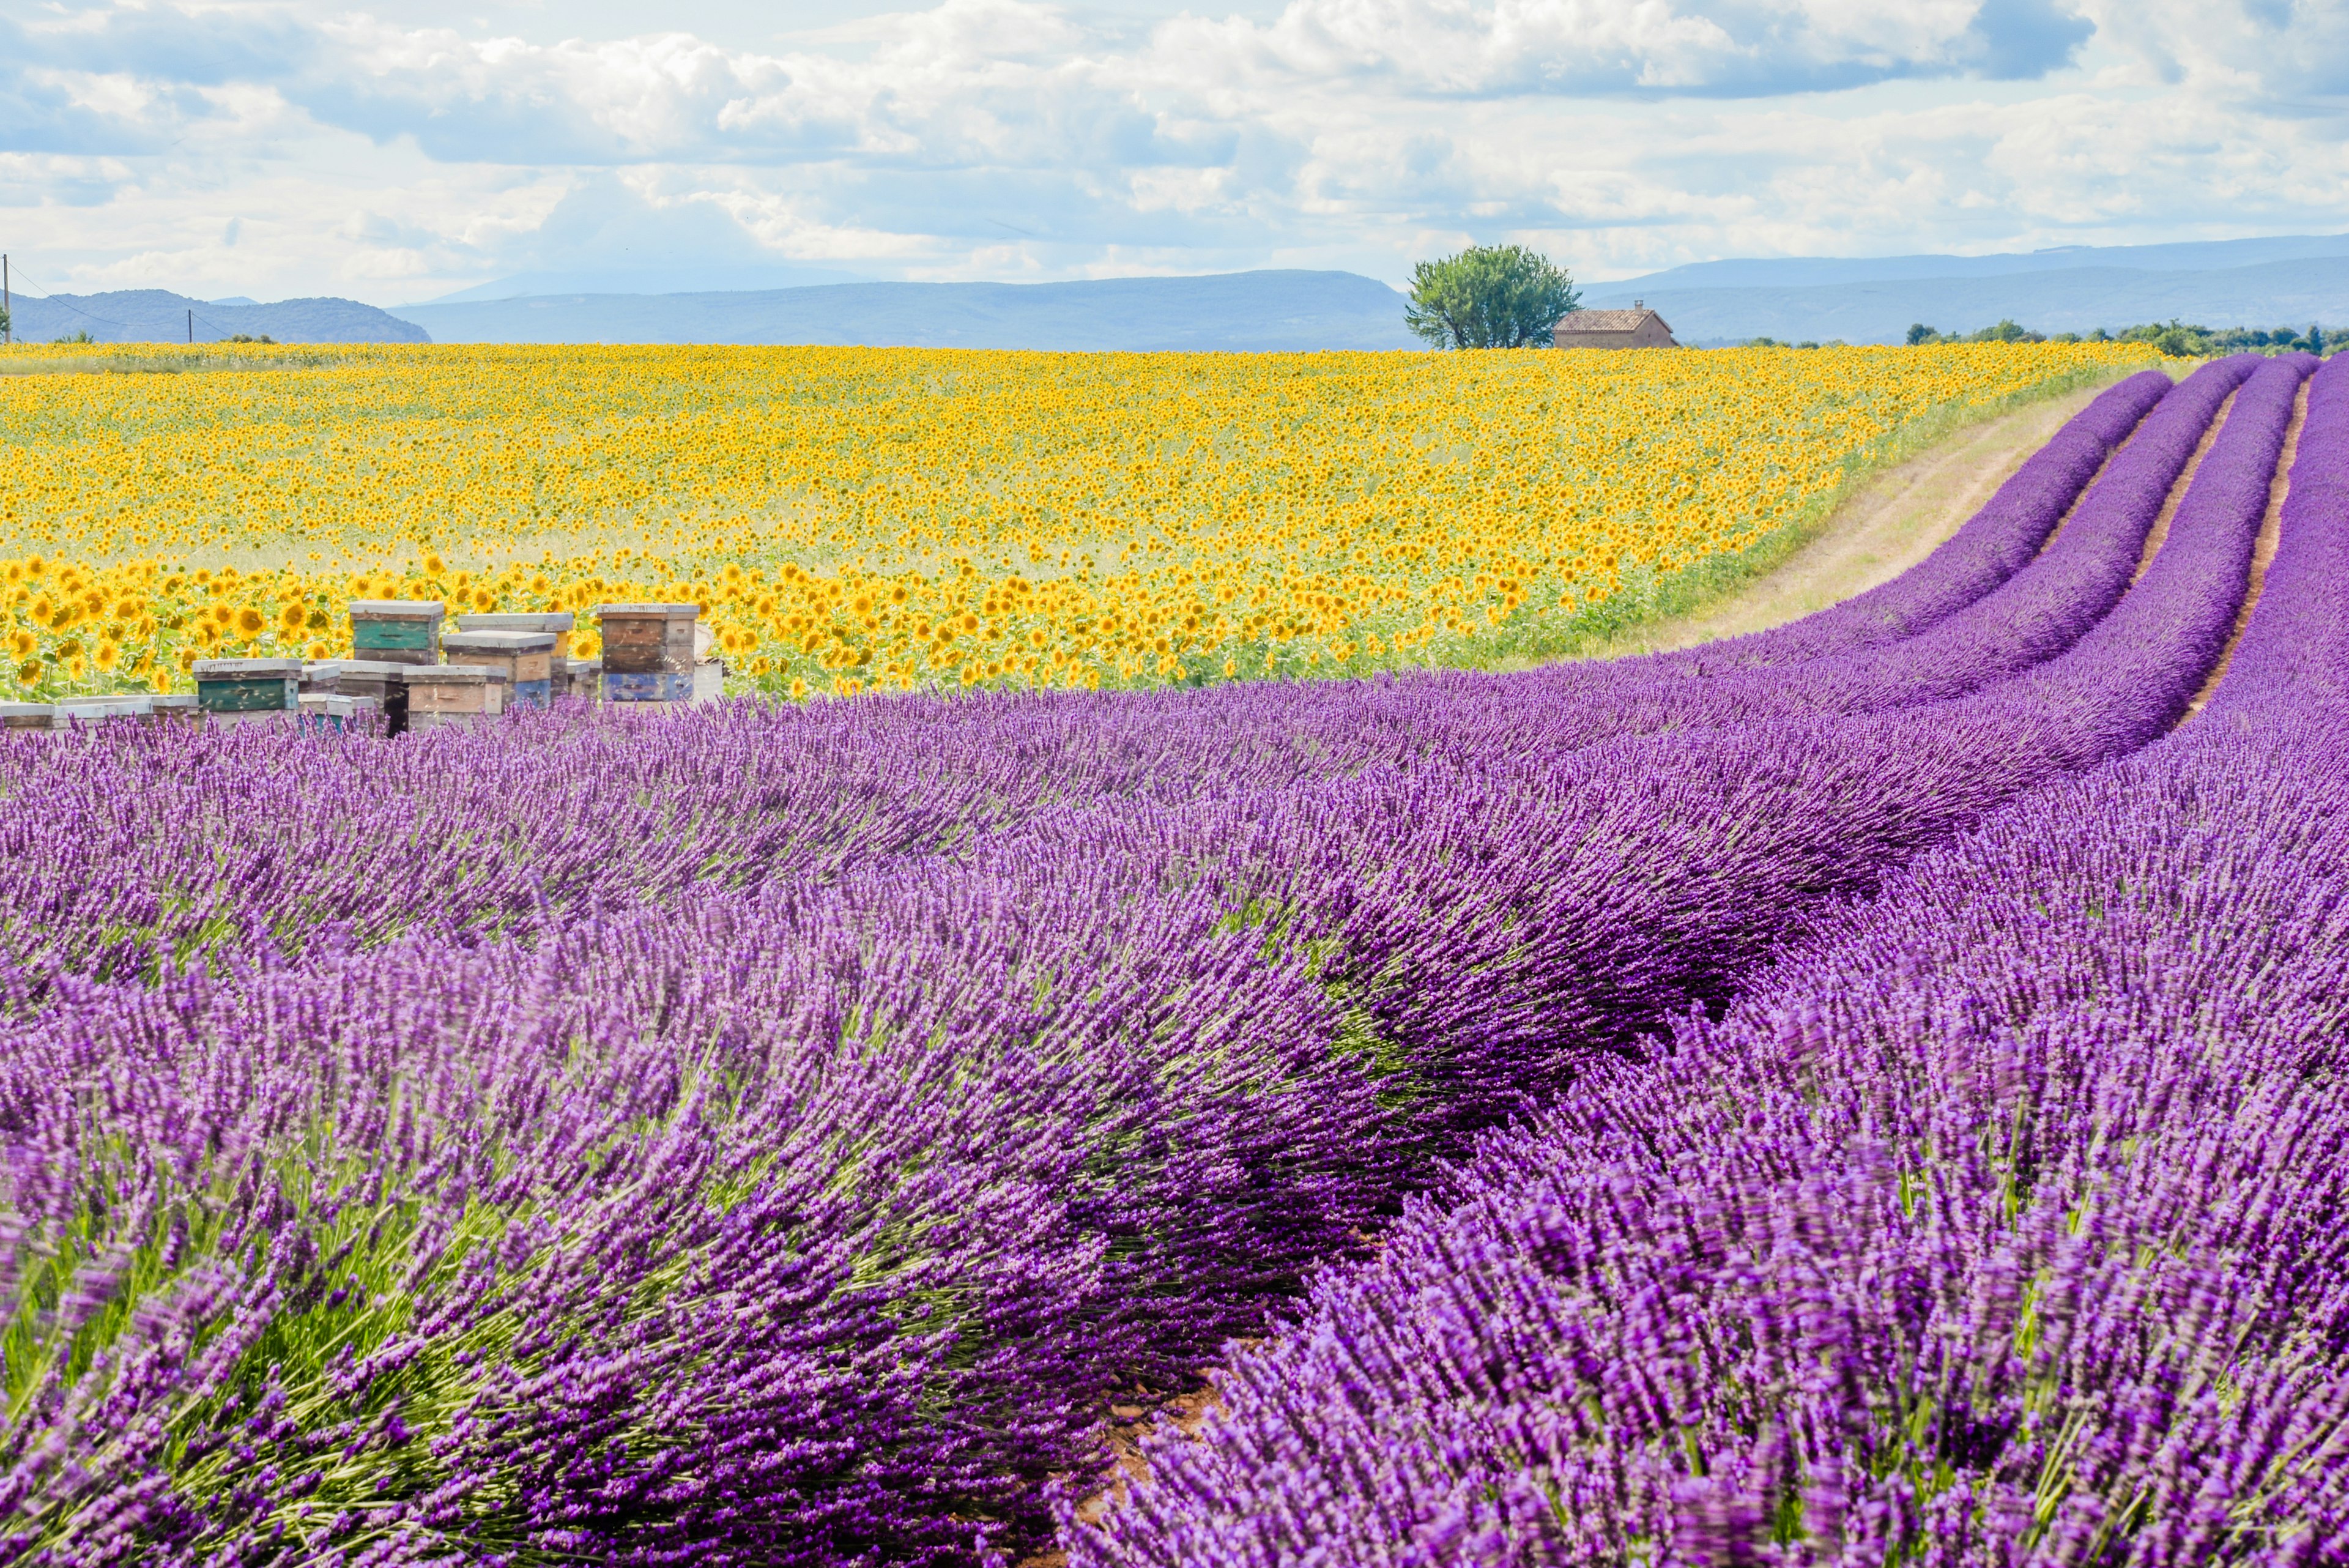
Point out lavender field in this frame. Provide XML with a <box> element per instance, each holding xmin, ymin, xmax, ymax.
<box><xmin>3</xmin><ymin>352</ymin><xmax>2342</xmax><ymax>1567</ymax></box>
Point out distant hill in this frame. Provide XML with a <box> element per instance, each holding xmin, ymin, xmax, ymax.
<box><xmin>1584</xmin><ymin>234</ymin><xmax>2349</xmax><ymax>344</ymax></box>
<box><xmin>6</xmin><ymin>289</ymin><xmax>429</xmax><ymax>345</ymax></box>
<box><xmin>389</xmin><ymin>270</ymin><xmax>1419</xmax><ymax>351</ymax></box>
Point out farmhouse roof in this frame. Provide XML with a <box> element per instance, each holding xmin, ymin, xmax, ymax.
<box><xmin>1557</xmin><ymin>308</ymin><xmax>1666</xmax><ymax>333</ymax></box>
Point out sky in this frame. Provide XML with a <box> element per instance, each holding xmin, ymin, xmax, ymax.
<box><xmin>1</xmin><ymin>0</ymin><xmax>2345</xmax><ymax>306</ymax></box>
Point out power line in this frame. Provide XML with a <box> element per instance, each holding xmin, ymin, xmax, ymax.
<box><xmin>0</xmin><ymin>260</ymin><xmax>131</xmax><ymax>335</ymax></box>
<box><xmin>0</xmin><ymin>259</ymin><xmax>259</xmax><ymax>345</ymax></box>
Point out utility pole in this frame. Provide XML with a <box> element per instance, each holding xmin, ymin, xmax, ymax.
<box><xmin>4</xmin><ymin>254</ymin><xmax>10</xmax><ymax>346</ymax></box>
<box><xmin>187</xmin><ymin>308</ymin><xmax>193</xmax><ymax>344</ymax></box>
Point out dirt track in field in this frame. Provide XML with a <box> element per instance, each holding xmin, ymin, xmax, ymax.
<box><xmin>1590</xmin><ymin>379</ymin><xmax>2122</xmax><ymax>658</ymax></box>
<box><xmin>2184</xmin><ymin>375</ymin><xmax>2307</xmax><ymax>720</ymax></box>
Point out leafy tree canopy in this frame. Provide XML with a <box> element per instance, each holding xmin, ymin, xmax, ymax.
<box><xmin>1405</xmin><ymin>245</ymin><xmax>1580</xmax><ymax>350</ymax></box>
<box><xmin>1907</xmin><ymin>318</ymin><xmax>2331</xmax><ymax>356</ymax></box>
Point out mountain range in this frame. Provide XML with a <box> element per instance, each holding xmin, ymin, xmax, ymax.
<box><xmin>1583</xmin><ymin>236</ymin><xmax>2349</xmax><ymax>344</ymax></box>
<box><xmin>7</xmin><ymin>235</ymin><xmax>2345</xmax><ymax>353</ymax></box>
<box><xmin>388</xmin><ymin>271</ymin><xmax>1417</xmax><ymax>351</ymax></box>
<box><xmin>5</xmin><ymin>289</ymin><xmax>427</xmax><ymax>345</ymax></box>
<box><xmin>385</xmin><ymin>236</ymin><xmax>2349</xmax><ymax>347</ymax></box>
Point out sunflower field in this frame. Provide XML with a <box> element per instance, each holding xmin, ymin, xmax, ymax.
<box><xmin>0</xmin><ymin>339</ymin><xmax>2155</xmax><ymax>700</ymax></box>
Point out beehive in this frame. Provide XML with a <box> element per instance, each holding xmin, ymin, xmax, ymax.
<box><xmin>55</xmin><ymin>694</ymin><xmax>155</xmax><ymax>726</ymax></box>
<box><xmin>557</xmin><ymin>658</ymin><xmax>601</xmax><ymax>700</ymax></box>
<box><xmin>0</xmin><ymin>702</ymin><xmax>56</xmax><ymax>732</ymax></box>
<box><xmin>442</xmin><ymin>629</ymin><xmax>557</xmax><ymax>708</ymax></box>
<box><xmin>151</xmin><ymin>695</ymin><xmax>202</xmax><ymax>725</ymax></box>
<box><xmin>299</xmin><ymin>692</ymin><xmax>380</xmax><ymax>733</ymax></box>
<box><xmin>604</xmin><ymin>669</ymin><xmax>695</xmax><ymax>703</ymax></box>
<box><xmin>596</xmin><ymin>604</ymin><xmax>699</xmax><ymax>676</ymax></box>
<box><xmin>315</xmin><ymin>661</ymin><xmax>412</xmax><ymax>734</ymax></box>
<box><xmin>194</xmin><ymin>658</ymin><xmax>302</xmax><ymax>717</ymax></box>
<box><xmin>349</xmin><ymin>600</ymin><xmax>446</xmax><ymax>666</ymax></box>
<box><xmin>455</xmin><ymin>611</ymin><xmax>575</xmax><ymax>660</ymax></box>
<box><xmin>404</xmin><ymin>664</ymin><xmax>493</xmax><ymax>723</ymax></box>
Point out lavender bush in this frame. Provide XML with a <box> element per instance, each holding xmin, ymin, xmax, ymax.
<box><xmin>0</xmin><ymin>368</ymin><xmax>2201</xmax><ymax>1006</ymax></box>
<box><xmin>1072</xmin><ymin>718</ymin><xmax>2349</xmax><ymax>1567</ymax></box>
<box><xmin>1069</xmin><ymin>354</ymin><xmax>2349</xmax><ymax>1567</ymax></box>
<box><xmin>0</xmin><ymin>359</ymin><xmax>2309</xmax><ymax>1563</ymax></box>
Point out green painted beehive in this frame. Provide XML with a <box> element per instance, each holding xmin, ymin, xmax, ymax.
<box><xmin>193</xmin><ymin>658</ymin><xmax>302</xmax><ymax>716</ymax></box>
<box><xmin>349</xmin><ymin>600</ymin><xmax>445</xmax><ymax>665</ymax></box>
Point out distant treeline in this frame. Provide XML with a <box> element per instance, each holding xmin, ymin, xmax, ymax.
<box><xmin>1745</xmin><ymin>320</ymin><xmax>2334</xmax><ymax>355</ymax></box>
<box><xmin>1910</xmin><ymin>319</ymin><xmax>2331</xmax><ymax>355</ymax></box>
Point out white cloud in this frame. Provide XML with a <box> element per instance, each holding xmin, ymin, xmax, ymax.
<box><xmin>0</xmin><ymin>0</ymin><xmax>2340</xmax><ymax>305</ymax></box>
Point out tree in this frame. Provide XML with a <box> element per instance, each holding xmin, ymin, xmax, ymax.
<box><xmin>1405</xmin><ymin>245</ymin><xmax>1580</xmax><ymax>349</ymax></box>
<box><xmin>1906</xmin><ymin>323</ymin><xmax>1940</xmax><ymax>345</ymax></box>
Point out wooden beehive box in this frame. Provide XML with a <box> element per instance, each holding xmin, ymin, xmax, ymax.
<box><xmin>596</xmin><ymin>603</ymin><xmax>699</xmax><ymax>675</ymax></box>
<box><xmin>349</xmin><ymin>600</ymin><xmax>445</xmax><ymax>665</ymax></box>
<box><xmin>151</xmin><ymin>694</ymin><xmax>202</xmax><ymax>725</ymax></box>
<box><xmin>300</xmin><ymin>693</ymin><xmax>380</xmax><ymax>733</ymax></box>
<box><xmin>556</xmin><ymin>658</ymin><xmax>601</xmax><ymax>700</ymax></box>
<box><xmin>194</xmin><ymin>658</ymin><xmax>302</xmax><ymax>715</ymax></box>
<box><xmin>316</xmin><ymin>661</ymin><xmax>410</xmax><ymax>732</ymax></box>
<box><xmin>455</xmin><ymin>611</ymin><xmax>575</xmax><ymax>660</ymax></box>
<box><xmin>404</xmin><ymin>664</ymin><xmax>492</xmax><ymax>719</ymax></box>
<box><xmin>0</xmin><ymin>702</ymin><xmax>56</xmax><ymax>732</ymax></box>
<box><xmin>55</xmin><ymin>694</ymin><xmax>155</xmax><ymax>727</ymax></box>
<box><xmin>441</xmin><ymin>630</ymin><xmax>557</xmax><ymax>708</ymax></box>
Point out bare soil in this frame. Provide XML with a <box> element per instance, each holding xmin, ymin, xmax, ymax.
<box><xmin>1581</xmin><ymin>381</ymin><xmax>2121</xmax><ymax>659</ymax></box>
<box><xmin>2184</xmin><ymin>376</ymin><xmax>2308</xmax><ymax>719</ymax></box>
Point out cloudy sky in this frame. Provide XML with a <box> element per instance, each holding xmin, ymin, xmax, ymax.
<box><xmin>2</xmin><ymin>0</ymin><xmax>2344</xmax><ymax>305</ymax></box>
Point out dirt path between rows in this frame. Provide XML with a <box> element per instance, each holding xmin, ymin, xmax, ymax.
<box><xmin>2183</xmin><ymin>376</ymin><xmax>2307</xmax><ymax>719</ymax></box>
<box><xmin>1029</xmin><ymin>374</ymin><xmax>2192</xmax><ymax>1566</ymax></box>
<box><xmin>1586</xmin><ymin>380</ymin><xmax>2122</xmax><ymax>658</ymax></box>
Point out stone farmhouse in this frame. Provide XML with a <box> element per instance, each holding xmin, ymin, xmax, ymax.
<box><xmin>1553</xmin><ymin>302</ymin><xmax>1680</xmax><ymax>349</ymax></box>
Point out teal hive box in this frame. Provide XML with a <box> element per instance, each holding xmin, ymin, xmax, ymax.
<box><xmin>193</xmin><ymin>658</ymin><xmax>302</xmax><ymax>715</ymax></box>
<box><xmin>349</xmin><ymin>600</ymin><xmax>445</xmax><ymax>665</ymax></box>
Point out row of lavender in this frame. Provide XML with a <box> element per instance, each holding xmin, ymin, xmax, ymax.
<box><xmin>1073</xmin><ymin>357</ymin><xmax>2349</xmax><ymax>1564</ymax></box>
<box><xmin>0</xmin><ymin>368</ymin><xmax>2195</xmax><ymax>1007</ymax></box>
<box><xmin>0</xmin><ymin>358</ymin><xmax>2307</xmax><ymax>1564</ymax></box>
